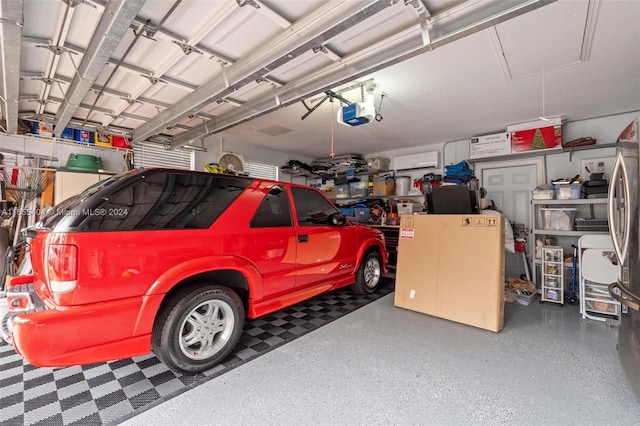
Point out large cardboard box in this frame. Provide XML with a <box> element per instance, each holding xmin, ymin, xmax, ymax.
<box><xmin>394</xmin><ymin>214</ymin><xmax>505</xmax><ymax>332</ymax></box>
<box><xmin>511</xmin><ymin>125</ymin><xmax>562</xmax><ymax>152</ymax></box>
<box><xmin>372</xmin><ymin>177</ymin><xmax>395</xmax><ymax>197</ymax></box>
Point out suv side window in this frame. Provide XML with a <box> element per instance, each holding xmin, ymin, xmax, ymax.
<box><xmin>249</xmin><ymin>185</ymin><xmax>293</xmax><ymax>228</ymax></box>
<box><xmin>81</xmin><ymin>171</ymin><xmax>250</xmax><ymax>231</ymax></box>
<box><xmin>290</xmin><ymin>186</ymin><xmax>340</xmax><ymax>226</ymax></box>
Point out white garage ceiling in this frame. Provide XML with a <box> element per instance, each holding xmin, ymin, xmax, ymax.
<box><xmin>1</xmin><ymin>0</ymin><xmax>639</xmax><ymax>160</ymax></box>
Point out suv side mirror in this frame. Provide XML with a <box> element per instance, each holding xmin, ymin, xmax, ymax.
<box><xmin>330</xmin><ymin>212</ymin><xmax>347</xmax><ymax>226</ymax></box>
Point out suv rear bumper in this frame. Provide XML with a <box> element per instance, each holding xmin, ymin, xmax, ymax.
<box><xmin>1</xmin><ymin>282</ymin><xmax>48</xmax><ymax>345</ymax></box>
<box><xmin>4</xmin><ymin>280</ymin><xmax>157</xmax><ymax>367</ymax></box>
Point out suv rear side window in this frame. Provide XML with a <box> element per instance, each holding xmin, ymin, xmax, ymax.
<box><xmin>81</xmin><ymin>171</ymin><xmax>249</xmax><ymax>231</ymax></box>
<box><xmin>290</xmin><ymin>186</ymin><xmax>339</xmax><ymax>226</ymax></box>
<box><xmin>250</xmin><ymin>185</ymin><xmax>292</xmax><ymax>228</ymax></box>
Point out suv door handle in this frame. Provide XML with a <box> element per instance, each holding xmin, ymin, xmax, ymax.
<box><xmin>298</xmin><ymin>235</ymin><xmax>309</xmax><ymax>243</ymax></box>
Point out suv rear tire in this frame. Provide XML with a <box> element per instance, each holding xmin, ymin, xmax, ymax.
<box><xmin>351</xmin><ymin>251</ymin><xmax>382</xmax><ymax>294</ymax></box>
<box><xmin>152</xmin><ymin>285</ymin><xmax>244</xmax><ymax>374</ymax></box>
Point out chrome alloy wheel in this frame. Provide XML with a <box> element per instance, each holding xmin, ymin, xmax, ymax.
<box><xmin>178</xmin><ymin>299</ymin><xmax>235</xmax><ymax>360</ymax></box>
<box><xmin>363</xmin><ymin>256</ymin><xmax>382</xmax><ymax>289</ymax></box>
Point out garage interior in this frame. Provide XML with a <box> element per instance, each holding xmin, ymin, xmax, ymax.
<box><xmin>1</xmin><ymin>0</ymin><xmax>640</xmax><ymax>425</ymax></box>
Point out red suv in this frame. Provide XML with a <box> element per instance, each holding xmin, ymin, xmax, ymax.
<box><xmin>2</xmin><ymin>168</ymin><xmax>386</xmax><ymax>373</ymax></box>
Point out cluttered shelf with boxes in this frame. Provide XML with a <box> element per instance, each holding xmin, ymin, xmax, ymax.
<box><xmin>30</xmin><ymin>120</ymin><xmax>133</xmax><ymax>150</ymax></box>
<box><xmin>529</xmin><ymin>168</ymin><xmax>619</xmax><ymax>320</ymax></box>
<box><xmin>327</xmin><ymin>160</ymin><xmax>479</xmax><ymax>225</ymax></box>
<box><xmin>531</xmin><ymin>170</ymin><xmax>610</xmax><ymax>270</ymax></box>
<box><xmin>316</xmin><ymin>161</ymin><xmax>482</xmax><ymax>268</ymax></box>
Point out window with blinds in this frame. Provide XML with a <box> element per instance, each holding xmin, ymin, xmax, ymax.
<box><xmin>133</xmin><ymin>143</ymin><xmax>192</xmax><ymax>170</ymax></box>
<box><xmin>244</xmin><ymin>161</ymin><xmax>279</xmax><ymax>180</ymax></box>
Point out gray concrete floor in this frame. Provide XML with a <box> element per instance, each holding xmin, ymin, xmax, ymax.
<box><xmin>121</xmin><ymin>294</ymin><xmax>640</xmax><ymax>425</ymax></box>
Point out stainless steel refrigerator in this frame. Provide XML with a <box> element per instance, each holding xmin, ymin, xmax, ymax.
<box><xmin>608</xmin><ymin>116</ymin><xmax>640</xmax><ymax>400</ymax></box>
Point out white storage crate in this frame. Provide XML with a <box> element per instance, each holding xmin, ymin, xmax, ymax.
<box><xmin>540</xmin><ymin>208</ymin><xmax>577</xmax><ymax>231</ymax></box>
<box><xmin>396</xmin><ymin>202</ymin><xmax>416</xmax><ymax>215</ymax></box>
<box><xmin>532</xmin><ymin>189</ymin><xmax>555</xmax><ymax>199</ymax></box>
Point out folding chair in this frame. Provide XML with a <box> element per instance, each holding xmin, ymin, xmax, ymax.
<box><xmin>578</xmin><ymin>234</ymin><xmax>621</xmax><ymax>323</ymax></box>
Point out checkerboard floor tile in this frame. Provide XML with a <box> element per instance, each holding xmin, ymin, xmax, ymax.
<box><xmin>0</xmin><ymin>280</ymin><xmax>394</xmax><ymax>426</ymax></box>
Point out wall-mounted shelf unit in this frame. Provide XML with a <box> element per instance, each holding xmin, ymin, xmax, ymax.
<box><xmin>531</xmin><ymin>198</ymin><xmax>609</xmax><ymax>287</ymax></box>
<box><xmin>469</xmin><ymin>143</ymin><xmax>616</xmax><ymax>164</ymax></box>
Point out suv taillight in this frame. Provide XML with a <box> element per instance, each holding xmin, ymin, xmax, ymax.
<box><xmin>46</xmin><ymin>244</ymin><xmax>78</xmax><ymax>293</ymax></box>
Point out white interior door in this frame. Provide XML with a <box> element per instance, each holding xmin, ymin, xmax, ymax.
<box><xmin>476</xmin><ymin>159</ymin><xmax>544</xmax><ymax>228</ymax></box>
<box><xmin>476</xmin><ymin>159</ymin><xmax>544</xmax><ymax>279</ymax></box>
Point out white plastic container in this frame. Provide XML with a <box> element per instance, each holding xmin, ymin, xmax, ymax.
<box><xmin>555</xmin><ymin>183</ymin><xmax>582</xmax><ymax>200</ymax></box>
<box><xmin>395</xmin><ymin>176</ymin><xmax>411</xmax><ymax>196</ymax></box>
<box><xmin>540</xmin><ymin>208</ymin><xmax>577</xmax><ymax>231</ymax></box>
<box><xmin>532</xmin><ymin>188</ymin><xmax>555</xmax><ymax>199</ymax></box>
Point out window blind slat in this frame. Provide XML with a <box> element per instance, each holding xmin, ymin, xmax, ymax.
<box><xmin>244</xmin><ymin>161</ymin><xmax>278</xmax><ymax>180</ymax></box>
<box><xmin>133</xmin><ymin>144</ymin><xmax>191</xmax><ymax>169</ymax></box>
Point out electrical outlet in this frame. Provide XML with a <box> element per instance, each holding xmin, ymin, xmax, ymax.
<box><xmin>581</xmin><ymin>157</ymin><xmax>615</xmax><ymax>180</ymax></box>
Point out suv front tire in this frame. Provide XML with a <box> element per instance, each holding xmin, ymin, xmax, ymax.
<box><xmin>351</xmin><ymin>251</ymin><xmax>383</xmax><ymax>294</ymax></box>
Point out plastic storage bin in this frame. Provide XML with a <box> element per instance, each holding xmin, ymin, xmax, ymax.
<box><xmin>95</xmin><ymin>133</ymin><xmax>113</xmax><ymax>147</ymax></box>
<box><xmin>75</xmin><ymin>130</ymin><xmax>94</xmax><ymax>144</ymax></box>
<box><xmin>540</xmin><ymin>208</ymin><xmax>577</xmax><ymax>231</ymax></box>
<box><xmin>366</xmin><ymin>157</ymin><xmax>390</xmax><ymax>172</ymax></box>
<box><xmin>396</xmin><ymin>202</ymin><xmax>415</xmax><ymax>215</ymax></box>
<box><xmin>33</xmin><ymin>121</ymin><xmax>54</xmax><ymax>137</ymax></box>
<box><xmin>575</xmin><ymin>218</ymin><xmax>609</xmax><ymax>232</ymax></box>
<box><xmin>349</xmin><ymin>181</ymin><xmax>367</xmax><ymax>198</ymax></box>
<box><xmin>353</xmin><ymin>204</ymin><xmax>370</xmax><ymax>223</ymax></box>
<box><xmin>60</xmin><ymin>128</ymin><xmax>75</xmax><ymax>140</ymax></box>
<box><xmin>555</xmin><ymin>183</ymin><xmax>582</xmax><ymax>200</ymax></box>
<box><xmin>335</xmin><ymin>184</ymin><xmax>350</xmax><ymax>199</ymax></box>
<box><xmin>532</xmin><ymin>189</ymin><xmax>555</xmax><ymax>199</ymax></box>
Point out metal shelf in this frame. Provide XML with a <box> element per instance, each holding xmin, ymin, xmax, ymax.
<box><xmin>531</xmin><ymin>198</ymin><xmax>608</xmax><ymax>205</ymax></box>
<box><xmin>469</xmin><ymin>143</ymin><xmax>616</xmax><ymax>163</ymax></box>
<box><xmin>532</xmin><ymin>229</ymin><xmax>609</xmax><ymax>236</ymax></box>
<box><xmin>531</xmin><ymin>197</ymin><xmax>609</xmax><ymax>286</ymax></box>
<box><xmin>533</xmin><ymin>259</ymin><xmax>579</xmax><ymax>268</ymax></box>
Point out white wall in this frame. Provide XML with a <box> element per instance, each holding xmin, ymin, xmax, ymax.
<box><xmin>366</xmin><ymin>110</ymin><xmax>640</xmax><ymax>185</ymax></box>
<box><xmin>194</xmin><ymin>135</ymin><xmax>315</xmax><ymax>183</ymax></box>
<box><xmin>7</xmin><ymin>110</ymin><xmax>634</xmax><ymax>185</ymax></box>
<box><xmin>0</xmin><ymin>134</ymin><xmax>129</xmax><ymax>172</ymax></box>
